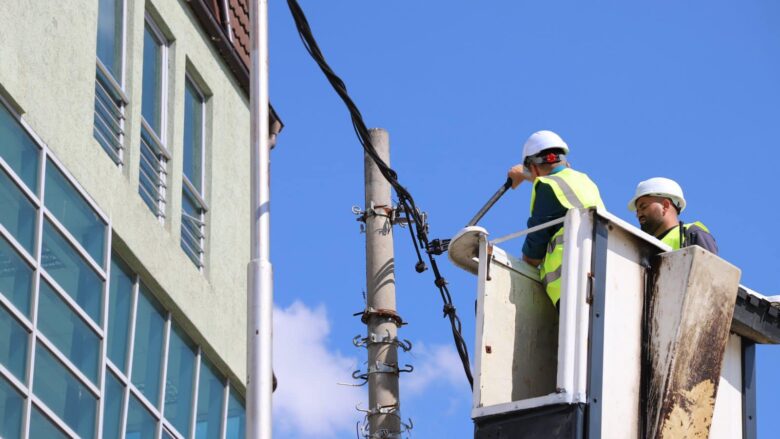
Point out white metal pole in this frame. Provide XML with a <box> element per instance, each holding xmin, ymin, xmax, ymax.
<box><xmin>248</xmin><ymin>0</ymin><xmax>272</xmax><ymax>438</ymax></box>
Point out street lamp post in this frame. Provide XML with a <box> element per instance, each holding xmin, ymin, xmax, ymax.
<box><xmin>247</xmin><ymin>0</ymin><xmax>272</xmax><ymax>438</ymax></box>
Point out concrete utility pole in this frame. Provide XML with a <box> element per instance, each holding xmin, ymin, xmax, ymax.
<box><xmin>247</xmin><ymin>0</ymin><xmax>272</xmax><ymax>438</ymax></box>
<box><xmin>364</xmin><ymin>128</ymin><xmax>402</xmax><ymax>436</ymax></box>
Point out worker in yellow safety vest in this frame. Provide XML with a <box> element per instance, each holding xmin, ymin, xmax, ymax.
<box><xmin>628</xmin><ymin>177</ymin><xmax>718</xmax><ymax>254</ymax></box>
<box><xmin>508</xmin><ymin>130</ymin><xmax>604</xmax><ymax>307</ymax></box>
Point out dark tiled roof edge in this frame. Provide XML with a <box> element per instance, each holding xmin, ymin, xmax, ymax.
<box><xmin>731</xmin><ymin>287</ymin><xmax>780</xmax><ymax>344</ymax></box>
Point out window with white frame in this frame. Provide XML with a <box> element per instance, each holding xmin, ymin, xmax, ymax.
<box><xmin>139</xmin><ymin>15</ymin><xmax>171</xmax><ymax>219</ymax></box>
<box><xmin>181</xmin><ymin>76</ymin><xmax>208</xmax><ymax>269</ymax></box>
<box><xmin>94</xmin><ymin>0</ymin><xmax>128</xmax><ymax>164</ymax></box>
<box><xmin>0</xmin><ymin>98</ymin><xmax>246</xmax><ymax>438</ymax></box>
<box><xmin>105</xmin><ymin>256</ymin><xmax>246</xmax><ymax>439</ymax></box>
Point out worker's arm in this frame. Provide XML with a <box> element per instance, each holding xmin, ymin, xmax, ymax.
<box><xmin>521</xmin><ymin>182</ymin><xmax>567</xmax><ymax>264</ymax></box>
<box><xmin>684</xmin><ymin>225</ymin><xmax>719</xmax><ymax>255</ymax></box>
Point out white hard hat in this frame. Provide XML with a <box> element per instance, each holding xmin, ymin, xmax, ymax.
<box><xmin>522</xmin><ymin>130</ymin><xmax>570</xmax><ymax>161</ymax></box>
<box><xmin>628</xmin><ymin>177</ymin><xmax>686</xmax><ymax>213</ymax></box>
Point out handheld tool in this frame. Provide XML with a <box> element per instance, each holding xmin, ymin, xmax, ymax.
<box><xmin>466</xmin><ymin>170</ymin><xmax>532</xmax><ymax>227</ymax></box>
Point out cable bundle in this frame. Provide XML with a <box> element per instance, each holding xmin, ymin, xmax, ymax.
<box><xmin>286</xmin><ymin>0</ymin><xmax>474</xmax><ymax>388</ymax></box>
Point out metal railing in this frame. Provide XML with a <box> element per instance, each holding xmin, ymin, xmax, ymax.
<box><xmin>490</xmin><ymin>217</ymin><xmax>567</xmax><ymax>245</ymax></box>
<box><xmin>181</xmin><ymin>178</ymin><xmax>208</xmax><ymax>268</ymax></box>
<box><xmin>139</xmin><ymin>119</ymin><xmax>169</xmax><ymax>218</ymax></box>
<box><xmin>93</xmin><ymin>60</ymin><xmax>128</xmax><ymax>164</ymax></box>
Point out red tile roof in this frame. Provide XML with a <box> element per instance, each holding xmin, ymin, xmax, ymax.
<box><xmin>228</xmin><ymin>0</ymin><xmax>251</xmax><ymax>67</ymax></box>
<box><xmin>187</xmin><ymin>0</ymin><xmax>282</xmax><ymax>130</ymax></box>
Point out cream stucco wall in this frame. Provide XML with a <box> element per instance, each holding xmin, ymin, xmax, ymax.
<box><xmin>0</xmin><ymin>0</ymin><xmax>252</xmax><ymax>387</ymax></box>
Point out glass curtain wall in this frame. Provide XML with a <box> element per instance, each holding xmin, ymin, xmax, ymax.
<box><xmin>0</xmin><ymin>99</ymin><xmax>244</xmax><ymax>438</ymax></box>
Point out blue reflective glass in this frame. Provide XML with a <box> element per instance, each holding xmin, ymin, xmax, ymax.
<box><xmin>29</xmin><ymin>405</ymin><xmax>69</xmax><ymax>439</ymax></box>
<box><xmin>0</xmin><ymin>168</ymin><xmax>37</xmax><ymax>255</ymax></box>
<box><xmin>38</xmin><ymin>279</ymin><xmax>100</xmax><ymax>383</ymax></box>
<box><xmin>108</xmin><ymin>256</ymin><xmax>133</xmax><ymax>371</ymax></box>
<box><xmin>41</xmin><ymin>219</ymin><xmax>103</xmax><ymax>322</ymax></box>
<box><xmin>164</xmin><ymin>325</ymin><xmax>195</xmax><ymax>435</ymax></box>
<box><xmin>142</xmin><ymin>25</ymin><xmax>163</xmax><ymax>134</ymax></box>
<box><xmin>0</xmin><ymin>234</ymin><xmax>33</xmax><ymax>316</ymax></box>
<box><xmin>0</xmin><ymin>102</ymin><xmax>39</xmax><ymax>191</ymax></box>
<box><xmin>183</xmin><ymin>80</ymin><xmax>203</xmax><ymax>192</ymax></box>
<box><xmin>96</xmin><ymin>0</ymin><xmax>123</xmax><ymax>79</ymax></box>
<box><xmin>126</xmin><ymin>394</ymin><xmax>156</xmax><ymax>439</ymax></box>
<box><xmin>195</xmin><ymin>359</ymin><xmax>224</xmax><ymax>439</ymax></box>
<box><xmin>0</xmin><ymin>305</ymin><xmax>28</xmax><ymax>381</ymax></box>
<box><xmin>33</xmin><ymin>343</ymin><xmax>96</xmax><ymax>439</ymax></box>
<box><xmin>225</xmin><ymin>388</ymin><xmax>245</xmax><ymax>439</ymax></box>
<box><xmin>131</xmin><ymin>285</ymin><xmax>165</xmax><ymax>405</ymax></box>
<box><xmin>0</xmin><ymin>375</ymin><xmax>23</xmax><ymax>439</ymax></box>
<box><xmin>45</xmin><ymin>160</ymin><xmax>106</xmax><ymax>264</ymax></box>
<box><xmin>102</xmin><ymin>370</ymin><xmax>124</xmax><ymax>439</ymax></box>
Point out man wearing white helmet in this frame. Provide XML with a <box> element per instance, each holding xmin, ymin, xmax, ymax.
<box><xmin>508</xmin><ymin>130</ymin><xmax>604</xmax><ymax>307</ymax></box>
<box><xmin>628</xmin><ymin>177</ymin><xmax>717</xmax><ymax>254</ymax></box>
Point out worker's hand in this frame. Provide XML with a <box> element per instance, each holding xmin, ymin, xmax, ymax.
<box><xmin>522</xmin><ymin>254</ymin><xmax>542</xmax><ymax>267</ymax></box>
<box><xmin>508</xmin><ymin>164</ymin><xmax>527</xmax><ymax>189</ymax></box>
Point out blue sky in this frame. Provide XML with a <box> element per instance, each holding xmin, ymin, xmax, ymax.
<box><xmin>267</xmin><ymin>1</ymin><xmax>780</xmax><ymax>437</ymax></box>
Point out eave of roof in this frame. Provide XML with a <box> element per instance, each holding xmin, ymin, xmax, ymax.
<box><xmin>186</xmin><ymin>0</ymin><xmax>283</xmax><ymax>135</ymax></box>
<box><xmin>731</xmin><ymin>287</ymin><xmax>780</xmax><ymax>344</ymax></box>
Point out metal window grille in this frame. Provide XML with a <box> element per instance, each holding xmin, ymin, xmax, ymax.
<box><xmin>139</xmin><ymin>120</ymin><xmax>169</xmax><ymax>218</ymax></box>
<box><xmin>181</xmin><ymin>178</ymin><xmax>207</xmax><ymax>269</ymax></box>
<box><xmin>93</xmin><ymin>60</ymin><xmax>128</xmax><ymax>165</ymax></box>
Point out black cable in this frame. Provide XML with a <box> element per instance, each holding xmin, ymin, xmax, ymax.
<box><xmin>286</xmin><ymin>0</ymin><xmax>474</xmax><ymax>388</ymax></box>
<box><xmin>398</xmin><ymin>197</ymin><xmax>426</xmax><ymax>274</ymax></box>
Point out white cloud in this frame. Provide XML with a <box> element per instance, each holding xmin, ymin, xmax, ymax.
<box><xmin>273</xmin><ymin>301</ymin><xmax>362</xmax><ymax>438</ymax></box>
<box><xmin>272</xmin><ymin>304</ymin><xmax>471</xmax><ymax>438</ymax></box>
<box><xmin>401</xmin><ymin>342</ymin><xmax>470</xmax><ymax>396</ymax></box>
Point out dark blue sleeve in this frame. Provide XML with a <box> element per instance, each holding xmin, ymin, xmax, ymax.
<box><xmin>522</xmin><ymin>182</ymin><xmax>567</xmax><ymax>260</ymax></box>
<box><xmin>685</xmin><ymin>225</ymin><xmax>719</xmax><ymax>255</ymax></box>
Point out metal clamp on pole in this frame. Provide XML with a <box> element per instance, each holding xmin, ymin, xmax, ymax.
<box><xmin>352</xmin><ymin>331</ymin><xmax>413</xmax><ymax>352</ymax></box>
<box><xmin>356</xmin><ymin>404</ymin><xmax>414</xmax><ymax>439</ymax></box>
<box><xmin>357</xmin><ymin>402</ymin><xmax>400</xmax><ymax>417</ymax></box>
<box><xmin>367</xmin><ymin>361</ymin><xmax>414</xmax><ymax>376</ymax></box>
<box><xmin>356</xmin><ymin>306</ymin><xmax>405</xmax><ymax>327</ymax></box>
<box><xmin>353</xmin><ymin>202</ymin><xmax>397</xmax><ymax>221</ymax></box>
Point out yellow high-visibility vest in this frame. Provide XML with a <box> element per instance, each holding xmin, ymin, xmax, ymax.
<box><xmin>659</xmin><ymin>221</ymin><xmax>711</xmax><ymax>250</ymax></box>
<box><xmin>532</xmin><ymin>168</ymin><xmax>604</xmax><ymax>305</ymax></box>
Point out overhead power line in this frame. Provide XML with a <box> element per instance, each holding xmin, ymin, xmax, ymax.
<box><xmin>286</xmin><ymin>0</ymin><xmax>474</xmax><ymax>388</ymax></box>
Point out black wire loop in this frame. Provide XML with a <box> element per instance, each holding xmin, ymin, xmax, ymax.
<box><xmin>287</xmin><ymin>0</ymin><xmax>474</xmax><ymax>389</ymax></box>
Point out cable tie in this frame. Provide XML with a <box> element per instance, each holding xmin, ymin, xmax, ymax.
<box><xmin>442</xmin><ymin>303</ymin><xmax>456</xmax><ymax>317</ymax></box>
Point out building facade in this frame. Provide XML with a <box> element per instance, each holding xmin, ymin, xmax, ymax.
<box><xmin>0</xmin><ymin>0</ymin><xmax>276</xmax><ymax>437</ymax></box>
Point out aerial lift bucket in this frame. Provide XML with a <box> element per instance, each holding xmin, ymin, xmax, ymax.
<box><xmin>449</xmin><ymin>209</ymin><xmax>744</xmax><ymax>439</ymax></box>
